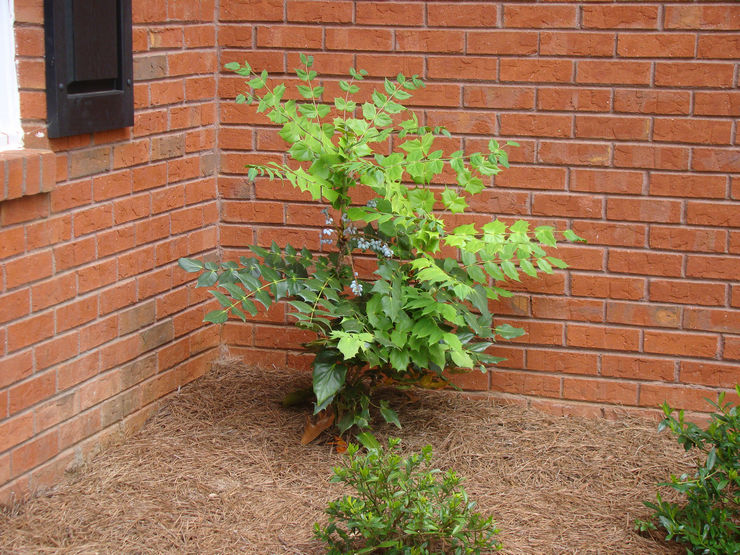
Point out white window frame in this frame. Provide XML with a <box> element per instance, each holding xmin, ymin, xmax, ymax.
<box><xmin>0</xmin><ymin>0</ymin><xmax>23</xmax><ymax>150</ymax></box>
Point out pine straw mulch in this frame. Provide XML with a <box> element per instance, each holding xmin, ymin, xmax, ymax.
<box><xmin>0</xmin><ymin>360</ymin><xmax>694</xmax><ymax>554</ymax></box>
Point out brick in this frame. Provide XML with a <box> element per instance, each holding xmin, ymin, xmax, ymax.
<box><xmin>571</xmin><ymin>169</ymin><xmax>643</xmax><ymax>196</ymax></box>
<box><xmin>286</xmin><ymin>0</ymin><xmax>352</xmax><ymax>23</ymax></box>
<box><xmin>114</xmin><ymin>193</ymin><xmax>151</xmax><ymax>224</ymax></box>
<box><xmin>692</xmin><ymin>148</ymin><xmax>740</xmax><ymax>173</ymax></box>
<box><xmin>56</xmin><ymin>294</ymin><xmax>98</xmax><ymax>332</ymax></box>
<box><xmin>464</xmin><ymin>85</ymin><xmax>534</xmax><ymax>110</ymax></box>
<box><xmin>428</xmin><ymin>3</ymin><xmax>497</xmax><ymax>27</ymax></box>
<box><xmin>500</xmin><ymin>319</ymin><xmax>564</xmax><ymax>346</ymax></box>
<box><xmin>650</xmin><ymin>279</ymin><xmax>725</xmax><ymax>307</ymax></box>
<box><xmin>641</xmin><ymin>384</ymin><xmax>736</xmax><ymax>412</ymax></box>
<box><xmin>684</xmin><ymin>308</ymin><xmax>740</xmax><ymax>334</ymax></box>
<box><xmin>538</xmin><ymin>87</ymin><xmax>612</xmax><ymax>113</ymax></box>
<box><xmin>326</xmin><ymin>27</ymin><xmax>393</xmax><ymax>51</ymax></box>
<box><xmin>602</xmin><ymin>354</ymin><xmax>675</xmax><ymax>381</ymax></box>
<box><xmin>686</xmin><ymin>202</ymin><xmax>740</xmax><ymax>228</ymax></box>
<box><xmin>426</xmin><ymin>110</ymin><xmax>496</xmax><ymax>135</ymax></box>
<box><xmin>572</xmin><ymin>273</ymin><xmax>645</xmax><ymax>300</ymax></box>
<box><xmin>664</xmin><ymin>5</ymin><xmax>740</xmax><ymax>31</ymax></box>
<box><xmin>575</xmin><ymin>115</ymin><xmax>650</xmax><ymax>141</ymax></box>
<box><xmin>5</xmin><ymin>250</ymin><xmax>53</xmax><ymax>289</ymax></box>
<box><xmin>606</xmin><ymin>301</ymin><xmax>681</xmax><ymax>328</ymax></box>
<box><xmin>526</xmin><ymin>349</ymin><xmax>599</xmax><ymax>375</ymax></box>
<box><xmin>540</xmin><ymin>31</ymin><xmax>614</xmax><ymax>56</ymax></box>
<box><xmin>59</xmin><ymin>409</ymin><xmax>101</xmax><ymax>450</ymax></box>
<box><xmin>645</xmin><ymin>330</ymin><xmax>719</xmax><ymax>358</ymax></box>
<box><xmin>34</xmin><ymin>330</ymin><xmax>79</xmax><ymax>369</ymax></box>
<box><xmin>655</xmin><ymin>62</ymin><xmax>735</xmax><ymax>88</ymax></box>
<box><xmin>618</xmin><ymin>33</ymin><xmax>695</xmax><ymax>58</ymax></box>
<box><xmin>654</xmin><ymin>118</ymin><xmax>732</xmax><ymax>146</ymax></box>
<box><xmin>550</xmin><ymin>245</ymin><xmax>604</xmax><ymax>272</ymax></box>
<box><xmin>567</xmin><ymin>323</ymin><xmax>640</xmax><ymax>351</ymax></box>
<box><xmin>1</xmin><ymin>194</ymin><xmax>49</xmax><ymax>226</ymax></box>
<box><xmin>577</xmin><ymin>60</ymin><xmax>651</xmax><ymax>85</ymax></box>
<box><xmin>607</xmin><ymin>197</ymin><xmax>681</xmax><ymax>223</ymax></box>
<box><xmin>183</xmin><ymin>25</ymin><xmax>215</xmax><ymax>47</ymax></box>
<box><xmin>494</xmin><ymin>166</ymin><xmax>567</xmax><ymax>190</ymax></box>
<box><xmin>468</xmin><ymin>31</ymin><xmax>538</xmax><ymax>55</ymax></box>
<box><xmin>11</xmin><ymin>431</ymin><xmax>59</xmax><ymax>476</ymax></box>
<box><xmin>500</xmin><ymin>114</ymin><xmax>571</xmax><ymax>138</ymax></box>
<box><xmin>77</xmin><ymin>258</ymin><xmax>118</xmax><ymax>294</ymax></box>
<box><xmin>583</xmin><ymin>5</ymin><xmax>659</xmax><ymax>29</ymax></box>
<box><xmin>151</xmin><ymin>134</ymin><xmax>185</xmax><ymax>162</ymax></box>
<box><xmin>54</xmin><ymin>236</ymin><xmax>96</xmax><ymax>272</ymax></box>
<box><xmin>681</xmin><ymin>361</ymin><xmax>740</xmax><ymax>389</ymax></box>
<box><xmin>9</xmin><ymin>370</ymin><xmax>56</xmax><ymax>415</ymax></box>
<box><xmin>538</xmin><ymin>142</ymin><xmax>610</xmax><ymax>167</ymax></box>
<box><xmin>563</xmin><ymin>377</ymin><xmax>638</xmax><ymax>405</ymax></box>
<box><xmin>614</xmin><ymin>89</ymin><xmax>690</xmax><ymax>116</ymax></box>
<box><xmin>694</xmin><ymin>92</ymin><xmax>740</xmax><ymax>117</ymax></box>
<box><xmin>490</xmin><ymin>369</ymin><xmax>560</xmax><ymax>398</ymax></box>
<box><xmin>140</xmin><ymin>320</ymin><xmax>174</xmax><ymax>352</ymax></box>
<box><xmin>0</xmin><ymin>350</ymin><xmax>34</xmax><ymax>389</ymax></box>
<box><xmin>427</xmin><ymin>56</ymin><xmax>498</xmax><ymax>81</ymax></box>
<box><xmin>133</xmin><ymin>54</ymin><xmax>167</xmax><ymax>80</ymax></box>
<box><xmin>167</xmin><ymin>51</ymin><xmax>216</xmax><ymax>76</ymax></box>
<box><xmin>397</xmin><ymin>30</ymin><xmax>464</xmax><ymax>53</ymax></box>
<box><xmin>118</xmin><ymin>245</ymin><xmax>156</xmax><ymax>279</ymax></box>
<box><xmin>532</xmin><ymin>193</ymin><xmax>602</xmax><ymax>218</ymax></box>
<box><xmin>68</xmin><ymin>147</ymin><xmax>111</xmax><ymax>179</ymax></box>
<box><xmin>134</xmin><ymin>110</ymin><xmax>168</xmax><ymax>137</ymax></box>
<box><xmin>697</xmin><ymin>35</ymin><xmax>740</xmax><ymax>60</ymax></box>
<box><xmin>500</xmin><ymin>59</ymin><xmax>572</xmax><ymax>83</ymax></box>
<box><xmin>649</xmin><ymin>173</ymin><xmax>726</xmax><ymax>199</ymax></box>
<box><xmin>608</xmin><ymin>249</ymin><xmax>683</xmax><ymax>277</ymax></box>
<box><xmin>0</xmin><ymin>289</ymin><xmax>30</xmax><ymax>325</ymax></box>
<box><xmin>614</xmin><ymin>144</ymin><xmax>688</xmax><ymax>171</ymax></box>
<box><xmin>651</xmin><ymin>225</ymin><xmax>726</xmax><ymax>253</ymax></box>
<box><xmin>531</xmin><ymin>297</ymin><xmax>604</xmax><ymax>323</ymax></box>
<box><xmin>725</xmin><ymin>336</ymin><xmax>740</xmax><ymax>360</ymax></box>
<box><xmin>0</xmin><ymin>226</ymin><xmax>24</xmax><ymax>259</ymax></box>
<box><xmin>686</xmin><ymin>255</ymin><xmax>738</xmax><ymax>281</ymax></box>
<box><xmin>504</xmin><ymin>5</ymin><xmax>576</xmax><ymax>28</ymax></box>
<box><xmin>356</xmin><ymin>2</ymin><xmax>423</xmax><ymax>26</ymax></box>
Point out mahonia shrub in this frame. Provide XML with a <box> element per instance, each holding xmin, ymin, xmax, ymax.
<box><xmin>179</xmin><ymin>55</ymin><xmax>583</xmax><ymax>433</ymax></box>
<box><xmin>636</xmin><ymin>386</ymin><xmax>739</xmax><ymax>554</ymax></box>
<box><xmin>314</xmin><ymin>433</ymin><xmax>501</xmax><ymax>554</ymax></box>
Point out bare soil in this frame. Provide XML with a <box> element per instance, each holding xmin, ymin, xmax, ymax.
<box><xmin>0</xmin><ymin>361</ymin><xmax>692</xmax><ymax>554</ymax></box>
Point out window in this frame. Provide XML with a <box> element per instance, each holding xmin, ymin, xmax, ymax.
<box><xmin>0</xmin><ymin>0</ymin><xmax>23</xmax><ymax>150</ymax></box>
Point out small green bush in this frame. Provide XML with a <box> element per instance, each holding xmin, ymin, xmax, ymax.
<box><xmin>179</xmin><ymin>55</ymin><xmax>583</xmax><ymax>433</ymax></box>
<box><xmin>636</xmin><ymin>385</ymin><xmax>739</xmax><ymax>554</ymax></box>
<box><xmin>314</xmin><ymin>433</ymin><xmax>501</xmax><ymax>554</ymax></box>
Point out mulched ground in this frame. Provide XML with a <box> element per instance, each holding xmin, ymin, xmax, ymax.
<box><xmin>0</xmin><ymin>361</ymin><xmax>693</xmax><ymax>554</ymax></box>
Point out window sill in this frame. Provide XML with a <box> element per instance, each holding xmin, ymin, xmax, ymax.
<box><xmin>0</xmin><ymin>149</ymin><xmax>56</xmax><ymax>202</ymax></box>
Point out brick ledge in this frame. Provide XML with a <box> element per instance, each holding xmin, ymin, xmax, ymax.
<box><xmin>0</xmin><ymin>149</ymin><xmax>56</xmax><ymax>202</ymax></box>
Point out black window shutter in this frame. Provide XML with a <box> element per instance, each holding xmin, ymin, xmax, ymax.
<box><xmin>44</xmin><ymin>0</ymin><xmax>133</xmax><ymax>138</ymax></box>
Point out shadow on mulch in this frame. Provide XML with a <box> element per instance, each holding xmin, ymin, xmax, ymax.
<box><xmin>0</xmin><ymin>360</ymin><xmax>692</xmax><ymax>554</ymax></box>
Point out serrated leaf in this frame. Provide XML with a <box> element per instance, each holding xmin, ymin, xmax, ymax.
<box><xmin>379</xmin><ymin>401</ymin><xmax>401</xmax><ymax>429</ymax></box>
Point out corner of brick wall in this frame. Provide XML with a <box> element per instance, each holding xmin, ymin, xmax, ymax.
<box><xmin>0</xmin><ymin>0</ymin><xmax>222</xmax><ymax>503</ymax></box>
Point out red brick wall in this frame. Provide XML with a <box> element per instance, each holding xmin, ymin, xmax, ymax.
<box><xmin>1</xmin><ymin>0</ymin><xmax>738</xmax><ymax>502</ymax></box>
<box><xmin>217</xmin><ymin>1</ymin><xmax>739</xmax><ymax>418</ymax></box>
<box><xmin>0</xmin><ymin>0</ymin><xmax>221</xmax><ymax>502</ymax></box>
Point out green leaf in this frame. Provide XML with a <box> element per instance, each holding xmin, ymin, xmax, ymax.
<box><xmin>312</xmin><ymin>350</ymin><xmax>347</xmax><ymax>413</ymax></box>
<box><xmin>178</xmin><ymin>257</ymin><xmax>204</xmax><ymax>272</ymax></box>
<box><xmin>496</xmin><ymin>324</ymin><xmax>525</xmax><ymax>340</ymax></box>
<box><xmin>500</xmin><ymin>260</ymin><xmax>519</xmax><ymax>281</ymax></box>
<box><xmin>203</xmin><ymin>310</ymin><xmax>228</xmax><ymax>324</ymax></box>
<box><xmin>356</xmin><ymin>431</ymin><xmax>380</xmax><ymax>451</ymax></box>
<box><xmin>563</xmin><ymin>229</ymin><xmax>586</xmax><ymax>243</ymax></box>
<box><xmin>379</xmin><ymin>401</ymin><xmax>402</xmax><ymax>429</ymax></box>
<box><xmin>224</xmin><ymin>61</ymin><xmax>241</xmax><ymax>72</ymax></box>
